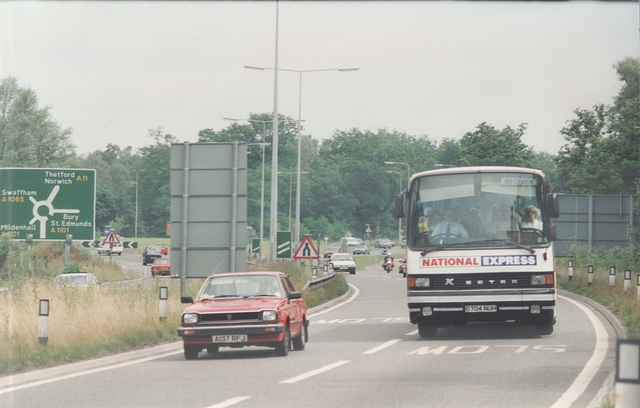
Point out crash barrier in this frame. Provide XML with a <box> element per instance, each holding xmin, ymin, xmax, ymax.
<box><xmin>302</xmin><ymin>271</ymin><xmax>337</xmax><ymax>291</ymax></box>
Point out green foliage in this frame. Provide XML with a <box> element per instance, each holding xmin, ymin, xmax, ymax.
<box><xmin>1</xmin><ymin>57</ymin><xmax>638</xmax><ymax>242</ymax></box>
<box><xmin>458</xmin><ymin>122</ymin><xmax>534</xmax><ymax>167</ymax></box>
<box><xmin>558</xmin><ymin>244</ymin><xmax>640</xmax><ymax>339</ymax></box>
<box><xmin>0</xmin><ymin>77</ymin><xmax>78</xmax><ymax>168</ymax></box>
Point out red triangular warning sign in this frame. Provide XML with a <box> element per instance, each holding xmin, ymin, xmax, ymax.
<box><xmin>293</xmin><ymin>236</ymin><xmax>319</xmax><ymax>259</ymax></box>
<box><xmin>102</xmin><ymin>230</ymin><xmax>121</xmax><ymax>245</ymax></box>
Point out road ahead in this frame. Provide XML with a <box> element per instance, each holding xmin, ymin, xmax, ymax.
<box><xmin>0</xmin><ymin>263</ymin><xmax>619</xmax><ymax>408</ymax></box>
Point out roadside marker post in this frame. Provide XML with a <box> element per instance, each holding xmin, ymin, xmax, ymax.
<box><xmin>38</xmin><ymin>299</ymin><xmax>50</xmax><ymax>346</ymax></box>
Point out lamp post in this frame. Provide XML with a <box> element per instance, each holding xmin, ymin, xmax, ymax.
<box><xmin>224</xmin><ymin>117</ymin><xmax>269</xmax><ymax>260</ymax></box>
<box><xmin>245</xmin><ymin>65</ymin><xmax>359</xmax><ymax>246</ymax></box>
<box><xmin>278</xmin><ymin>171</ymin><xmax>308</xmax><ymax>233</ymax></box>
<box><xmin>224</xmin><ymin>116</ymin><xmax>303</xmax><ymax>259</ymax></box>
<box><xmin>386</xmin><ymin>170</ymin><xmax>403</xmax><ymax>244</ymax></box>
<box><xmin>384</xmin><ymin>161</ymin><xmax>411</xmax><ymax>189</ymax></box>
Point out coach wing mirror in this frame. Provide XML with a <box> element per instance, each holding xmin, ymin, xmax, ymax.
<box><xmin>544</xmin><ymin>222</ymin><xmax>557</xmax><ymax>242</ymax></box>
<box><xmin>547</xmin><ymin>192</ymin><xmax>560</xmax><ymax>219</ymax></box>
<box><xmin>394</xmin><ymin>191</ymin><xmax>406</xmax><ymax>218</ymax></box>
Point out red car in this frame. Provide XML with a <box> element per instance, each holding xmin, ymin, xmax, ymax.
<box><xmin>153</xmin><ymin>243</ymin><xmax>169</xmax><ymax>255</ymax></box>
<box><xmin>178</xmin><ymin>271</ymin><xmax>308</xmax><ymax>359</ymax></box>
<box><xmin>150</xmin><ymin>258</ymin><xmax>171</xmax><ymax>277</ymax></box>
<box><xmin>323</xmin><ymin>246</ymin><xmax>341</xmax><ymax>259</ymax></box>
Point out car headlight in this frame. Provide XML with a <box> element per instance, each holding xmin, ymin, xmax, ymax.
<box><xmin>261</xmin><ymin>310</ymin><xmax>278</xmax><ymax>322</ymax></box>
<box><xmin>183</xmin><ymin>313</ymin><xmax>198</xmax><ymax>324</ymax></box>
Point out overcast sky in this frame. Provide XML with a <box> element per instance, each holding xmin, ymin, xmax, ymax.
<box><xmin>1</xmin><ymin>1</ymin><xmax>638</xmax><ymax>156</ymax></box>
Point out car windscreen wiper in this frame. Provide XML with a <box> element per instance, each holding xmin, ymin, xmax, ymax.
<box><xmin>420</xmin><ymin>239</ymin><xmax>535</xmax><ymax>256</ymax></box>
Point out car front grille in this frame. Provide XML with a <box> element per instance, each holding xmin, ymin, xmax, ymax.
<box><xmin>200</xmin><ymin>312</ymin><xmax>261</xmax><ymax>322</ymax></box>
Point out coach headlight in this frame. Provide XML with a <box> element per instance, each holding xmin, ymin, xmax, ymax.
<box><xmin>183</xmin><ymin>313</ymin><xmax>198</xmax><ymax>324</ymax></box>
<box><xmin>531</xmin><ymin>274</ymin><xmax>554</xmax><ymax>285</ymax></box>
<box><xmin>408</xmin><ymin>277</ymin><xmax>430</xmax><ymax>288</ymax></box>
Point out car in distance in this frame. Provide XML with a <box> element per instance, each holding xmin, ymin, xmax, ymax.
<box><xmin>53</xmin><ymin>272</ymin><xmax>100</xmax><ymax>287</ymax></box>
<box><xmin>178</xmin><ymin>271</ymin><xmax>308</xmax><ymax>359</ymax></box>
<box><xmin>142</xmin><ymin>245</ymin><xmax>163</xmax><ymax>265</ymax></box>
<box><xmin>377</xmin><ymin>238</ymin><xmax>394</xmax><ymax>249</ymax></box>
<box><xmin>153</xmin><ymin>243</ymin><xmax>169</xmax><ymax>255</ymax></box>
<box><xmin>323</xmin><ymin>246</ymin><xmax>341</xmax><ymax>259</ymax></box>
<box><xmin>329</xmin><ymin>253</ymin><xmax>357</xmax><ymax>274</ymax></box>
<box><xmin>352</xmin><ymin>244</ymin><xmax>370</xmax><ymax>255</ymax></box>
<box><xmin>97</xmin><ymin>242</ymin><xmax>123</xmax><ymax>256</ymax></box>
<box><xmin>151</xmin><ymin>258</ymin><xmax>171</xmax><ymax>277</ymax></box>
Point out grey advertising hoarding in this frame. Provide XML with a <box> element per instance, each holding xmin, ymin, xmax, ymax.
<box><xmin>170</xmin><ymin>142</ymin><xmax>247</xmax><ymax>280</ymax></box>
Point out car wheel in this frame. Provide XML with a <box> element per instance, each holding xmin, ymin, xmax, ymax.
<box><xmin>184</xmin><ymin>345</ymin><xmax>200</xmax><ymax>360</ymax></box>
<box><xmin>292</xmin><ymin>321</ymin><xmax>307</xmax><ymax>351</ymax></box>
<box><xmin>275</xmin><ymin>326</ymin><xmax>290</xmax><ymax>356</ymax></box>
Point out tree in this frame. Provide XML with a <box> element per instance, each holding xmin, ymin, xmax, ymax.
<box><xmin>0</xmin><ymin>77</ymin><xmax>77</xmax><ymax>167</ymax></box>
<box><xmin>136</xmin><ymin>128</ymin><xmax>176</xmax><ymax>236</ymax></box>
<box><xmin>458</xmin><ymin>122</ymin><xmax>534</xmax><ymax>167</ymax></box>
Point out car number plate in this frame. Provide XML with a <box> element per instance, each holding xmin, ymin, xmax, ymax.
<box><xmin>212</xmin><ymin>334</ymin><xmax>247</xmax><ymax>343</ymax></box>
<box><xmin>465</xmin><ymin>305</ymin><xmax>497</xmax><ymax>313</ymax></box>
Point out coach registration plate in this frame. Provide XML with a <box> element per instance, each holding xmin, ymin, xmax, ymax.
<box><xmin>465</xmin><ymin>305</ymin><xmax>497</xmax><ymax>313</ymax></box>
<box><xmin>212</xmin><ymin>334</ymin><xmax>247</xmax><ymax>343</ymax></box>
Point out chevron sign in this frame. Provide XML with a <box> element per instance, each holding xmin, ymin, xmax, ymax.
<box><xmin>80</xmin><ymin>241</ymin><xmax>137</xmax><ymax>249</ymax></box>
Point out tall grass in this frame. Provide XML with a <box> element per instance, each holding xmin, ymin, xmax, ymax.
<box><xmin>556</xmin><ymin>243</ymin><xmax>640</xmax><ymax>339</ymax></box>
<box><xmin>0</xmin><ymin>243</ymin><xmax>348</xmax><ymax>375</ymax></box>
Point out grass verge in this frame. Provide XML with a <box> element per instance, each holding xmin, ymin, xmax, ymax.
<box><xmin>0</xmin><ymin>246</ymin><xmax>350</xmax><ymax>375</ymax></box>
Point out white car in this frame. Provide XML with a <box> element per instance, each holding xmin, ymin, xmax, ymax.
<box><xmin>53</xmin><ymin>272</ymin><xmax>100</xmax><ymax>287</ymax></box>
<box><xmin>329</xmin><ymin>253</ymin><xmax>356</xmax><ymax>275</ymax></box>
<box><xmin>97</xmin><ymin>242</ymin><xmax>123</xmax><ymax>256</ymax></box>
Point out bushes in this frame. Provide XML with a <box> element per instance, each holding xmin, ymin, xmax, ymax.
<box><xmin>557</xmin><ymin>244</ymin><xmax>640</xmax><ymax>339</ymax></box>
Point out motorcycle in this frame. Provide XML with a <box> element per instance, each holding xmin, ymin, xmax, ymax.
<box><xmin>398</xmin><ymin>258</ymin><xmax>407</xmax><ymax>277</ymax></box>
<box><xmin>382</xmin><ymin>257</ymin><xmax>395</xmax><ymax>273</ymax></box>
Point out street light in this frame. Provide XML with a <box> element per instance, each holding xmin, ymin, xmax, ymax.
<box><xmin>224</xmin><ymin>117</ymin><xmax>270</xmax><ymax>260</ymax></box>
<box><xmin>384</xmin><ymin>161</ymin><xmax>410</xmax><ymax>189</ymax></box>
<box><xmin>245</xmin><ymin>65</ymin><xmax>359</xmax><ymax>246</ymax></box>
<box><xmin>386</xmin><ymin>170</ymin><xmax>403</xmax><ymax>244</ymax></box>
<box><xmin>224</xmin><ymin>116</ymin><xmax>304</xmax><ymax>259</ymax></box>
<box><xmin>278</xmin><ymin>171</ymin><xmax>308</xmax><ymax>233</ymax></box>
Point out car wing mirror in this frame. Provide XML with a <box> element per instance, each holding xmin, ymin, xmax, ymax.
<box><xmin>288</xmin><ymin>291</ymin><xmax>302</xmax><ymax>300</ymax></box>
<box><xmin>180</xmin><ymin>296</ymin><xmax>194</xmax><ymax>304</ymax></box>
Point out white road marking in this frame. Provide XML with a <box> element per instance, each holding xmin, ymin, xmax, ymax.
<box><xmin>405</xmin><ymin>329</ymin><xmax>418</xmax><ymax>336</ymax></box>
<box><xmin>206</xmin><ymin>396</ymin><xmax>251</xmax><ymax>408</ymax></box>
<box><xmin>308</xmin><ymin>284</ymin><xmax>359</xmax><ymax>318</ymax></box>
<box><xmin>280</xmin><ymin>360</ymin><xmax>351</xmax><ymax>384</ymax></box>
<box><xmin>363</xmin><ymin>339</ymin><xmax>402</xmax><ymax>355</ymax></box>
<box><xmin>0</xmin><ymin>349</ymin><xmax>183</xmax><ymax>395</ymax></box>
<box><xmin>550</xmin><ymin>295</ymin><xmax>609</xmax><ymax>408</ymax></box>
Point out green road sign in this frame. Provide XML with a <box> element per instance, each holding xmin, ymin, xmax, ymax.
<box><xmin>0</xmin><ymin>168</ymin><xmax>96</xmax><ymax>241</ymax></box>
<box><xmin>276</xmin><ymin>231</ymin><xmax>292</xmax><ymax>258</ymax></box>
<box><xmin>252</xmin><ymin>238</ymin><xmax>260</xmax><ymax>254</ymax></box>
